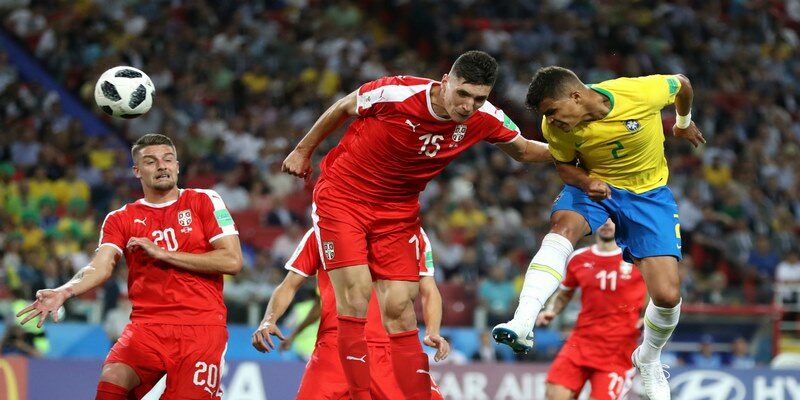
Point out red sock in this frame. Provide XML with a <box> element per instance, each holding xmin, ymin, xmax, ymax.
<box><xmin>337</xmin><ymin>315</ymin><xmax>372</xmax><ymax>400</ymax></box>
<box><xmin>389</xmin><ymin>329</ymin><xmax>431</xmax><ymax>400</ymax></box>
<box><xmin>95</xmin><ymin>381</ymin><xmax>129</xmax><ymax>400</ymax></box>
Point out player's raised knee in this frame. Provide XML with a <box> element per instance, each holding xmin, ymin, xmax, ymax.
<box><xmin>650</xmin><ymin>287</ymin><xmax>681</xmax><ymax>308</ymax></box>
<box><xmin>99</xmin><ymin>363</ymin><xmax>140</xmax><ymax>389</ymax></box>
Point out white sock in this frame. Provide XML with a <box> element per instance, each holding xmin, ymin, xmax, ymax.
<box><xmin>640</xmin><ymin>299</ymin><xmax>681</xmax><ymax>363</ymax></box>
<box><xmin>512</xmin><ymin>233</ymin><xmax>573</xmax><ymax>328</ymax></box>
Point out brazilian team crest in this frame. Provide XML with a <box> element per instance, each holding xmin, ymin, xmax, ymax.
<box><xmin>452</xmin><ymin>124</ymin><xmax>467</xmax><ymax>142</ymax></box>
<box><xmin>323</xmin><ymin>241</ymin><xmax>335</xmax><ymax>260</ymax></box>
<box><xmin>624</xmin><ymin>120</ymin><xmax>640</xmax><ymax>132</ymax></box>
<box><xmin>177</xmin><ymin>209</ymin><xmax>192</xmax><ymax>227</ymax></box>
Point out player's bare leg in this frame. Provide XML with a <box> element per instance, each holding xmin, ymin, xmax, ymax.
<box><xmin>328</xmin><ymin>265</ymin><xmax>374</xmax><ymax>400</ymax></box>
<box><xmin>95</xmin><ymin>363</ymin><xmax>140</xmax><ymax>400</ymax></box>
<box><xmin>632</xmin><ymin>256</ymin><xmax>680</xmax><ymax>400</ymax></box>
<box><xmin>494</xmin><ymin>210</ymin><xmax>586</xmax><ymax>354</ymax></box>
<box><xmin>375</xmin><ymin>279</ymin><xmax>430</xmax><ymax>400</ymax></box>
<box><xmin>545</xmin><ymin>383</ymin><xmax>576</xmax><ymax>400</ymax></box>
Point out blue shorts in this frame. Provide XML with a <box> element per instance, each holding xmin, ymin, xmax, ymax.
<box><xmin>552</xmin><ymin>184</ymin><xmax>682</xmax><ymax>263</ymax></box>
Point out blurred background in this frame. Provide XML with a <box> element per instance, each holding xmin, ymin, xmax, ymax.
<box><xmin>0</xmin><ymin>0</ymin><xmax>799</xmax><ymax>398</ymax></box>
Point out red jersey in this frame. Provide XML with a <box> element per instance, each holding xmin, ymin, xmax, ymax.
<box><xmin>561</xmin><ymin>245</ymin><xmax>647</xmax><ymax>367</ymax></box>
<box><xmin>99</xmin><ymin>189</ymin><xmax>238</xmax><ymax>326</ymax></box>
<box><xmin>286</xmin><ymin>228</ymin><xmax>434</xmax><ymax>345</ymax></box>
<box><xmin>320</xmin><ymin>75</ymin><xmax>521</xmax><ymax>202</ymax></box>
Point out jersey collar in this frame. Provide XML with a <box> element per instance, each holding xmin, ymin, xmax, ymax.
<box><xmin>138</xmin><ymin>189</ymin><xmax>183</xmax><ymax>208</ymax></box>
<box><xmin>426</xmin><ymin>81</ymin><xmax>451</xmax><ymax>122</ymax></box>
<box><xmin>591</xmin><ymin>244</ymin><xmax>622</xmax><ymax>257</ymax></box>
<box><xmin>587</xmin><ymin>84</ymin><xmax>615</xmax><ymax>115</ymax></box>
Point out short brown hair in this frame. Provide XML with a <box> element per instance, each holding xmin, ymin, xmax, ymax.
<box><xmin>131</xmin><ymin>134</ymin><xmax>176</xmax><ymax>163</ymax></box>
<box><xmin>525</xmin><ymin>66</ymin><xmax>583</xmax><ymax>110</ymax></box>
<box><xmin>450</xmin><ymin>50</ymin><xmax>498</xmax><ymax>87</ymax></box>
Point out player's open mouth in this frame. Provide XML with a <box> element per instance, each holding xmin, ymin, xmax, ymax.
<box><xmin>155</xmin><ymin>173</ymin><xmax>170</xmax><ymax>180</ymax></box>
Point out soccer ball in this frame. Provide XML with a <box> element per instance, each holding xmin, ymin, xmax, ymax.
<box><xmin>94</xmin><ymin>66</ymin><xmax>155</xmax><ymax>119</ymax></box>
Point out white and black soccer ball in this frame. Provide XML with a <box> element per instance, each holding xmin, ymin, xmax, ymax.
<box><xmin>94</xmin><ymin>66</ymin><xmax>155</xmax><ymax>119</ymax></box>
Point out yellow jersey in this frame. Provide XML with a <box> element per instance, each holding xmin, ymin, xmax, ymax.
<box><xmin>543</xmin><ymin>75</ymin><xmax>681</xmax><ymax>193</ymax></box>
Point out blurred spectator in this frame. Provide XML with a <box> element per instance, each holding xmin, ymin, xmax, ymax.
<box><xmin>729</xmin><ymin>337</ymin><xmax>756</xmax><ymax>369</ymax></box>
<box><xmin>1</xmin><ymin>324</ymin><xmax>41</xmax><ymax>357</ymax></box>
<box><xmin>102</xmin><ymin>298</ymin><xmax>132</xmax><ymax>344</ymax></box>
<box><xmin>478</xmin><ymin>265</ymin><xmax>516</xmax><ymax>326</ymax></box>
<box><xmin>212</xmin><ymin>167</ymin><xmax>250</xmax><ymax>212</ymax></box>
<box><xmin>264</xmin><ymin>197</ymin><xmax>301</xmax><ymax>227</ymax></box>
<box><xmin>690</xmin><ymin>335</ymin><xmax>722</xmax><ymax>368</ymax></box>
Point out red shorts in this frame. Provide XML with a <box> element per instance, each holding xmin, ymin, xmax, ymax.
<box><xmin>312</xmin><ymin>180</ymin><xmax>421</xmax><ymax>281</ymax></box>
<box><xmin>296</xmin><ymin>340</ymin><xmax>442</xmax><ymax>400</ymax></box>
<box><xmin>546</xmin><ymin>350</ymin><xmax>634</xmax><ymax>400</ymax></box>
<box><xmin>104</xmin><ymin>323</ymin><xmax>227</xmax><ymax>400</ymax></box>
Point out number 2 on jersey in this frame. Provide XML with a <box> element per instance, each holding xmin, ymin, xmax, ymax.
<box><xmin>418</xmin><ymin>134</ymin><xmax>444</xmax><ymax>158</ymax></box>
<box><xmin>152</xmin><ymin>228</ymin><xmax>179</xmax><ymax>251</ymax></box>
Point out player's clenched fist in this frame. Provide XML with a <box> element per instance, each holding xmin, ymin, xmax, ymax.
<box><xmin>252</xmin><ymin>320</ymin><xmax>285</xmax><ymax>353</ymax></box>
<box><xmin>282</xmin><ymin>149</ymin><xmax>312</xmax><ymax>180</ymax></box>
<box><xmin>582</xmin><ymin>178</ymin><xmax>612</xmax><ymax>202</ymax></box>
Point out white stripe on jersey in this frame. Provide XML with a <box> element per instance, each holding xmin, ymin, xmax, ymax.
<box><xmin>284</xmin><ymin>229</ymin><xmax>316</xmax><ymax>276</ymax></box>
<box><xmin>357</xmin><ymin>84</ymin><xmax>428</xmax><ymax>114</ymax></box>
<box><xmin>310</xmin><ymin>202</ymin><xmax>328</xmax><ymax>270</ymax></box>
<box><xmin>98</xmin><ymin>204</ymin><xmax>127</xmax><ymax>255</ymax></box>
<box><xmin>420</xmin><ymin>228</ymin><xmax>434</xmax><ymax>277</ymax></box>
<box><xmin>195</xmin><ymin>189</ymin><xmax>238</xmax><ymax>241</ymax></box>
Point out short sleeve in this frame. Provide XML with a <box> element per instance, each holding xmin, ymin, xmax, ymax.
<box><xmin>356</xmin><ymin>76</ymin><xmax>431</xmax><ymax>117</ymax></box>
<box><xmin>639</xmin><ymin>75</ymin><xmax>681</xmax><ymax>110</ymax></box>
<box><xmin>560</xmin><ymin>256</ymin><xmax>579</xmax><ymax>289</ymax></box>
<box><xmin>195</xmin><ymin>189</ymin><xmax>238</xmax><ymax>244</ymax></box>
<box><xmin>419</xmin><ymin>228</ymin><xmax>435</xmax><ymax>277</ymax></box>
<box><xmin>485</xmin><ymin>108</ymin><xmax>522</xmax><ymax>145</ymax></box>
<box><xmin>542</xmin><ymin>119</ymin><xmax>577</xmax><ymax>163</ymax></box>
<box><xmin>98</xmin><ymin>210</ymin><xmax>126</xmax><ymax>255</ymax></box>
<box><xmin>285</xmin><ymin>229</ymin><xmax>321</xmax><ymax>277</ymax></box>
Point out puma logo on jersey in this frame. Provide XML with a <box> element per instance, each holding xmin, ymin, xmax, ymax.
<box><xmin>346</xmin><ymin>355</ymin><xmax>367</xmax><ymax>363</ymax></box>
<box><xmin>405</xmin><ymin>119</ymin><xmax>421</xmax><ymax>132</ymax></box>
<box><xmin>134</xmin><ymin>218</ymin><xmax>147</xmax><ymax>226</ymax></box>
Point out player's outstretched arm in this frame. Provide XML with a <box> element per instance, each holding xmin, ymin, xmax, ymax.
<box><xmin>555</xmin><ymin>162</ymin><xmax>611</xmax><ymax>201</ymax></box>
<box><xmin>252</xmin><ymin>271</ymin><xmax>307</xmax><ymax>352</ymax></box>
<box><xmin>420</xmin><ymin>276</ymin><xmax>450</xmax><ymax>362</ymax></box>
<box><xmin>282</xmin><ymin>90</ymin><xmax>359</xmax><ymax>179</ymax></box>
<box><xmin>671</xmin><ymin>74</ymin><xmax>705</xmax><ymax>147</ymax></box>
<box><xmin>16</xmin><ymin>245</ymin><xmax>120</xmax><ymax>328</ymax></box>
<box><xmin>536</xmin><ymin>287</ymin><xmax>576</xmax><ymax>327</ymax></box>
<box><xmin>496</xmin><ymin>136</ymin><xmax>553</xmax><ymax>163</ymax></box>
<box><xmin>127</xmin><ymin>234</ymin><xmax>243</xmax><ymax>275</ymax></box>
<box><xmin>279</xmin><ymin>297</ymin><xmax>321</xmax><ymax>351</ymax></box>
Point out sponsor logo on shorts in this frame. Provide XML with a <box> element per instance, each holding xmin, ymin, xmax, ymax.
<box><xmin>346</xmin><ymin>354</ymin><xmax>366</xmax><ymax>363</ymax></box>
<box><xmin>323</xmin><ymin>241</ymin><xmax>335</xmax><ymax>260</ymax></box>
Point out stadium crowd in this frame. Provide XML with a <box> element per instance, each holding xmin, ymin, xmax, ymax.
<box><xmin>1</xmin><ymin>0</ymin><xmax>799</xmax><ymax>363</ymax></box>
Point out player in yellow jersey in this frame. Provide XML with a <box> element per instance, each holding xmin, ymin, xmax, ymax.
<box><xmin>493</xmin><ymin>67</ymin><xmax>705</xmax><ymax>400</ymax></box>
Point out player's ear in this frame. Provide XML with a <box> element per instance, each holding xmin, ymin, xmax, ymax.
<box><xmin>132</xmin><ymin>165</ymin><xmax>141</xmax><ymax>179</ymax></box>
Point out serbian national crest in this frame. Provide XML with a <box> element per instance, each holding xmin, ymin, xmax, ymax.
<box><xmin>624</xmin><ymin>120</ymin><xmax>640</xmax><ymax>132</ymax></box>
<box><xmin>323</xmin><ymin>241</ymin><xmax>335</xmax><ymax>260</ymax></box>
<box><xmin>452</xmin><ymin>124</ymin><xmax>467</xmax><ymax>142</ymax></box>
<box><xmin>177</xmin><ymin>209</ymin><xmax>192</xmax><ymax>227</ymax></box>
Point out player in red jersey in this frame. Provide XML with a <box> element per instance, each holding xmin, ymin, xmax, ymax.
<box><xmin>251</xmin><ymin>228</ymin><xmax>446</xmax><ymax>399</ymax></box>
<box><xmin>17</xmin><ymin>134</ymin><xmax>243</xmax><ymax>400</ymax></box>
<box><xmin>536</xmin><ymin>220</ymin><xmax>646</xmax><ymax>400</ymax></box>
<box><xmin>282</xmin><ymin>50</ymin><xmax>551</xmax><ymax>399</ymax></box>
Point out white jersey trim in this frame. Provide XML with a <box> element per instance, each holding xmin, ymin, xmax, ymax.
<box><xmin>566</xmin><ymin>246</ymin><xmax>592</xmax><ymax>265</ymax></box>
<box><xmin>194</xmin><ymin>188</ymin><xmax>238</xmax><ymax>241</ymax></box>
<box><xmin>591</xmin><ymin>245</ymin><xmax>623</xmax><ymax>257</ymax></box>
<box><xmin>357</xmin><ymin>82</ymin><xmax>428</xmax><ymax>116</ymax></box>
<box><xmin>493</xmin><ymin>133</ymin><xmax>522</xmax><ymax>145</ymax></box>
<box><xmin>285</xmin><ymin>266</ymin><xmax>311</xmax><ymax>278</ymax></box>
<box><xmin>310</xmin><ymin>202</ymin><xmax>328</xmax><ymax>270</ymax></box>
<box><xmin>98</xmin><ymin>204</ymin><xmax>127</xmax><ymax>250</ymax></box>
<box><xmin>137</xmin><ymin>189</ymin><xmax>183</xmax><ymax>208</ymax></box>
<box><xmin>209</xmin><ymin>231</ymin><xmax>239</xmax><ymax>243</ymax></box>
<box><xmin>425</xmin><ymin>81</ymin><xmax>450</xmax><ymax>121</ymax></box>
<box><xmin>99</xmin><ymin>242</ymin><xmax>123</xmax><ymax>255</ymax></box>
<box><xmin>419</xmin><ymin>227</ymin><xmax>435</xmax><ymax>276</ymax></box>
<box><xmin>283</xmin><ymin>229</ymin><xmax>317</xmax><ymax>274</ymax></box>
